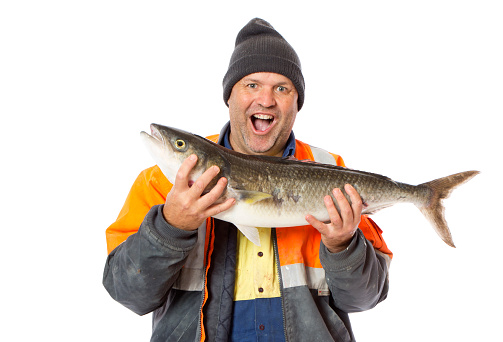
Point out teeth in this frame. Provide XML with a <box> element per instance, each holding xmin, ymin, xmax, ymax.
<box><xmin>253</xmin><ymin>114</ymin><xmax>273</xmax><ymax>120</ymax></box>
<box><xmin>252</xmin><ymin>114</ymin><xmax>274</xmax><ymax>132</ymax></box>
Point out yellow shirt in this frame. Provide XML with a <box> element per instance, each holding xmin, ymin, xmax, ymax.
<box><xmin>234</xmin><ymin>228</ymin><xmax>281</xmax><ymax>300</ymax></box>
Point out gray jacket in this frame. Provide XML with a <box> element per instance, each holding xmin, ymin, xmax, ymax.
<box><xmin>103</xmin><ymin>130</ymin><xmax>390</xmax><ymax>341</ymax></box>
<box><xmin>103</xmin><ymin>204</ymin><xmax>389</xmax><ymax>341</ymax></box>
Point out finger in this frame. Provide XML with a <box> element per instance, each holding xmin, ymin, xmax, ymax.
<box><xmin>323</xmin><ymin>193</ymin><xmax>341</xmax><ymax>227</ymax></box>
<box><xmin>205</xmin><ymin>197</ymin><xmax>236</xmax><ymax>217</ymax></box>
<box><xmin>199</xmin><ymin>176</ymin><xmax>235</xmax><ymax>217</ymax></box>
<box><xmin>190</xmin><ymin>165</ymin><xmax>221</xmax><ymax>196</ymax></box>
<box><xmin>344</xmin><ymin>184</ymin><xmax>363</xmax><ymax>221</ymax></box>
<box><xmin>197</xmin><ymin>176</ymin><xmax>229</xmax><ymax>209</ymax></box>
<box><xmin>305</xmin><ymin>214</ymin><xmax>329</xmax><ymax>235</ymax></box>
<box><xmin>174</xmin><ymin>154</ymin><xmax>198</xmax><ymax>189</ymax></box>
<box><xmin>332</xmin><ymin>188</ymin><xmax>351</xmax><ymax>225</ymax></box>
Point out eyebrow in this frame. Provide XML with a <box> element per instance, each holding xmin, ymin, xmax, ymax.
<box><xmin>243</xmin><ymin>77</ymin><xmax>290</xmax><ymax>86</ymax></box>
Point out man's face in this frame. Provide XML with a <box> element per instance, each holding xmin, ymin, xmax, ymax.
<box><xmin>227</xmin><ymin>72</ymin><xmax>299</xmax><ymax>157</ymax></box>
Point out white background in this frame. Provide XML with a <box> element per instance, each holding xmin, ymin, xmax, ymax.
<box><xmin>1</xmin><ymin>1</ymin><xmax>502</xmax><ymax>341</ymax></box>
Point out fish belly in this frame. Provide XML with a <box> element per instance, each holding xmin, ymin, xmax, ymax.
<box><xmin>213</xmin><ymin>200</ymin><xmax>328</xmax><ymax>228</ymax></box>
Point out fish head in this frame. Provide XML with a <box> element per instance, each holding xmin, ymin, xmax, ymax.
<box><xmin>140</xmin><ymin>124</ymin><xmax>222</xmax><ymax>184</ymax></box>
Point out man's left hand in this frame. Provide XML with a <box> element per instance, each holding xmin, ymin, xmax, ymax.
<box><xmin>305</xmin><ymin>184</ymin><xmax>363</xmax><ymax>253</ymax></box>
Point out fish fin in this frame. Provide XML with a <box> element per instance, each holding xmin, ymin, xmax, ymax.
<box><xmin>234</xmin><ymin>224</ymin><xmax>261</xmax><ymax>246</ymax></box>
<box><xmin>418</xmin><ymin>170</ymin><xmax>479</xmax><ymax>248</ymax></box>
<box><xmin>233</xmin><ymin>189</ymin><xmax>272</xmax><ymax>204</ymax></box>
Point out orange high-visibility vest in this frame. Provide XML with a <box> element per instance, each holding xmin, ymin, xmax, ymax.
<box><xmin>105</xmin><ymin>135</ymin><xmax>393</xmax><ymax>340</ymax></box>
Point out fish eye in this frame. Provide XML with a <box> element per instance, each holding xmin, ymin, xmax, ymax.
<box><xmin>175</xmin><ymin>139</ymin><xmax>186</xmax><ymax>150</ymax></box>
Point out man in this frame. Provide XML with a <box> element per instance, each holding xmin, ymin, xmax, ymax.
<box><xmin>103</xmin><ymin>18</ymin><xmax>392</xmax><ymax>342</ymax></box>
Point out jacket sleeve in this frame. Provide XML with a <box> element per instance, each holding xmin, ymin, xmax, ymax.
<box><xmin>317</xmin><ymin>152</ymin><xmax>392</xmax><ymax>313</ymax></box>
<box><xmin>103</xmin><ymin>205</ymin><xmax>198</xmax><ymax>315</ymax></box>
<box><xmin>105</xmin><ymin>166</ymin><xmax>171</xmax><ymax>254</ymax></box>
<box><xmin>103</xmin><ymin>166</ymin><xmax>197</xmax><ymax>315</ymax></box>
<box><xmin>319</xmin><ymin>226</ymin><xmax>390</xmax><ymax>313</ymax></box>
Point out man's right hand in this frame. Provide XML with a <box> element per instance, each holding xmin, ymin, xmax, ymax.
<box><xmin>162</xmin><ymin>154</ymin><xmax>236</xmax><ymax>231</ymax></box>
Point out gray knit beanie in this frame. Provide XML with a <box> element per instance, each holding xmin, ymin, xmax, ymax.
<box><xmin>223</xmin><ymin>18</ymin><xmax>305</xmax><ymax>110</ymax></box>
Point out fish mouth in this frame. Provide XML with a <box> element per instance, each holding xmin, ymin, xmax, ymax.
<box><xmin>140</xmin><ymin>124</ymin><xmax>166</xmax><ymax>150</ymax></box>
<box><xmin>250</xmin><ymin>113</ymin><xmax>275</xmax><ymax>134</ymax></box>
<box><xmin>149</xmin><ymin>124</ymin><xmax>164</xmax><ymax>143</ymax></box>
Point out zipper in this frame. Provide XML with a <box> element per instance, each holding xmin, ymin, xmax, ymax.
<box><xmin>272</xmin><ymin>228</ymin><xmax>288</xmax><ymax>342</ymax></box>
<box><xmin>198</xmin><ymin>218</ymin><xmax>215</xmax><ymax>342</ymax></box>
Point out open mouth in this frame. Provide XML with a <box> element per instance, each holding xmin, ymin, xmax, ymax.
<box><xmin>251</xmin><ymin>114</ymin><xmax>274</xmax><ymax>132</ymax></box>
<box><xmin>150</xmin><ymin>124</ymin><xmax>164</xmax><ymax>142</ymax></box>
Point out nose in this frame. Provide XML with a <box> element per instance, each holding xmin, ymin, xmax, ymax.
<box><xmin>256</xmin><ymin>87</ymin><xmax>276</xmax><ymax>108</ymax></box>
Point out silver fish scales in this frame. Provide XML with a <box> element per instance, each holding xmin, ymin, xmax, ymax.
<box><xmin>141</xmin><ymin>124</ymin><xmax>479</xmax><ymax>247</ymax></box>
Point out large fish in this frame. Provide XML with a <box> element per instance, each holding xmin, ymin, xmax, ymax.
<box><xmin>141</xmin><ymin>124</ymin><xmax>479</xmax><ymax>248</ymax></box>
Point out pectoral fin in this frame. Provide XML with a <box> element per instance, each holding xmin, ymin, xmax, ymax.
<box><xmin>233</xmin><ymin>189</ymin><xmax>272</xmax><ymax>204</ymax></box>
<box><xmin>234</xmin><ymin>224</ymin><xmax>261</xmax><ymax>247</ymax></box>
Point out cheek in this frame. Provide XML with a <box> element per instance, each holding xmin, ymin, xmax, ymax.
<box><xmin>229</xmin><ymin>90</ymin><xmax>255</xmax><ymax>109</ymax></box>
<box><xmin>228</xmin><ymin>106</ymin><xmax>245</xmax><ymax>126</ymax></box>
<box><xmin>229</xmin><ymin>97</ymin><xmax>252</xmax><ymax>122</ymax></box>
<box><xmin>281</xmin><ymin>103</ymin><xmax>298</xmax><ymax>126</ymax></box>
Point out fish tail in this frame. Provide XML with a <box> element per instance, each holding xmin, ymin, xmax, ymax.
<box><xmin>417</xmin><ymin>171</ymin><xmax>479</xmax><ymax>248</ymax></box>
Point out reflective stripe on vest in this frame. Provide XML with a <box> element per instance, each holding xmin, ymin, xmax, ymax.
<box><xmin>276</xmin><ymin>141</ymin><xmax>338</xmax><ymax>293</ymax></box>
<box><xmin>310</xmin><ymin>145</ymin><xmax>338</xmax><ymax>165</ymax></box>
<box><xmin>172</xmin><ymin>221</ymin><xmax>207</xmax><ymax>291</ymax></box>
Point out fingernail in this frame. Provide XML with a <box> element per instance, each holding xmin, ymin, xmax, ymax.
<box><xmin>189</xmin><ymin>154</ymin><xmax>197</xmax><ymax>161</ymax></box>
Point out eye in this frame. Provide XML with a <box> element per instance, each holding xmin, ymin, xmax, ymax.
<box><xmin>277</xmin><ymin>85</ymin><xmax>286</xmax><ymax>92</ymax></box>
<box><xmin>247</xmin><ymin>83</ymin><xmax>257</xmax><ymax>89</ymax></box>
<box><xmin>175</xmin><ymin>139</ymin><xmax>186</xmax><ymax>150</ymax></box>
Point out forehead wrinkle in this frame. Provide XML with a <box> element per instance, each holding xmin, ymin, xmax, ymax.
<box><xmin>241</xmin><ymin>73</ymin><xmax>293</xmax><ymax>85</ymax></box>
